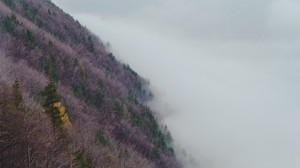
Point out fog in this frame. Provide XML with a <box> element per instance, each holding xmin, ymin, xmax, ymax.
<box><xmin>52</xmin><ymin>0</ymin><xmax>300</xmax><ymax>167</ymax></box>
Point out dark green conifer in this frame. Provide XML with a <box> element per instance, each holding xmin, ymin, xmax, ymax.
<box><xmin>41</xmin><ymin>78</ymin><xmax>62</xmax><ymax>131</ymax></box>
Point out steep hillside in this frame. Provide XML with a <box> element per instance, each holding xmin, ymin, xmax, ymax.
<box><xmin>0</xmin><ymin>0</ymin><xmax>181</xmax><ymax>167</ymax></box>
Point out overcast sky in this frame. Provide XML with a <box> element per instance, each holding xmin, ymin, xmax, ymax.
<box><xmin>52</xmin><ymin>0</ymin><xmax>300</xmax><ymax>168</ymax></box>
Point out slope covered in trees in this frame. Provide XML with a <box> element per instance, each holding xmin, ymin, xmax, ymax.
<box><xmin>0</xmin><ymin>0</ymin><xmax>181</xmax><ymax>167</ymax></box>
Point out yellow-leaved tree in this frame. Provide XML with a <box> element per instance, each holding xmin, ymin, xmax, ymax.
<box><xmin>53</xmin><ymin>102</ymin><xmax>71</xmax><ymax>128</ymax></box>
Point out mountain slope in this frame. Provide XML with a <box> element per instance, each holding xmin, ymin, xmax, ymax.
<box><xmin>0</xmin><ymin>0</ymin><xmax>181</xmax><ymax>167</ymax></box>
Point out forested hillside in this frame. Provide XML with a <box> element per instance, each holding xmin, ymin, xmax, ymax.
<box><xmin>0</xmin><ymin>0</ymin><xmax>181</xmax><ymax>167</ymax></box>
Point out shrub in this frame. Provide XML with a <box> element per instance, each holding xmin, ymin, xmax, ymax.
<box><xmin>43</xmin><ymin>55</ymin><xmax>60</xmax><ymax>82</ymax></box>
<box><xmin>62</xmin><ymin>57</ymin><xmax>69</xmax><ymax>68</ymax></box>
<box><xmin>118</xmin><ymin>146</ymin><xmax>129</xmax><ymax>158</ymax></box>
<box><xmin>94</xmin><ymin>80</ymin><xmax>105</xmax><ymax>107</ymax></box>
<box><xmin>52</xmin><ymin>30</ymin><xmax>65</xmax><ymax>41</ymax></box>
<box><xmin>21</xmin><ymin>0</ymin><xmax>38</xmax><ymax>20</ymax></box>
<box><xmin>86</xmin><ymin>36</ymin><xmax>95</xmax><ymax>53</ymax></box>
<box><xmin>2</xmin><ymin>14</ymin><xmax>19</xmax><ymax>36</ymax></box>
<box><xmin>72</xmin><ymin>82</ymin><xmax>104</xmax><ymax>108</ymax></box>
<box><xmin>95</xmin><ymin>129</ymin><xmax>108</xmax><ymax>145</ymax></box>
<box><xmin>123</xmin><ymin>64</ymin><xmax>138</xmax><ymax>77</ymax></box>
<box><xmin>3</xmin><ymin>0</ymin><xmax>14</xmax><ymax>7</ymax></box>
<box><xmin>128</xmin><ymin>91</ymin><xmax>138</xmax><ymax>105</ymax></box>
<box><xmin>36</xmin><ymin>17</ymin><xmax>44</xmax><ymax>28</ymax></box>
<box><xmin>113</xmin><ymin>99</ymin><xmax>123</xmax><ymax>116</ymax></box>
<box><xmin>75</xmin><ymin>150</ymin><xmax>93</xmax><ymax>168</ymax></box>
<box><xmin>134</xmin><ymin>81</ymin><xmax>142</xmax><ymax>92</ymax></box>
<box><xmin>108</xmin><ymin>53</ymin><xmax>115</xmax><ymax>61</ymax></box>
<box><xmin>128</xmin><ymin>106</ymin><xmax>141</xmax><ymax>127</ymax></box>
<box><xmin>151</xmin><ymin>147</ymin><xmax>160</xmax><ymax>160</ymax></box>
<box><xmin>73</xmin><ymin>83</ymin><xmax>91</xmax><ymax>101</ymax></box>
<box><xmin>25</xmin><ymin>29</ymin><xmax>37</xmax><ymax>47</ymax></box>
<box><xmin>12</xmin><ymin>79</ymin><xmax>23</xmax><ymax>109</ymax></box>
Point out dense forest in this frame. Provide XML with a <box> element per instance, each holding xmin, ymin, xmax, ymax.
<box><xmin>0</xmin><ymin>0</ymin><xmax>181</xmax><ymax>167</ymax></box>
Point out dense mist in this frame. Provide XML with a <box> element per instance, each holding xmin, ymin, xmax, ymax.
<box><xmin>53</xmin><ymin>0</ymin><xmax>300</xmax><ymax>168</ymax></box>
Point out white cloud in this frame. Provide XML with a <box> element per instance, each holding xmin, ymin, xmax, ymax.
<box><xmin>53</xmin><ymin>0</ymin><xmax>300</xmax><ymax>168</ymax></box>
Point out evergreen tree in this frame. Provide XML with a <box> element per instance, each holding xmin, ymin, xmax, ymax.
<box><xmin>12</xmin><ymin>79</ymin><xmax>23</xmax><ymax>110</ymax></box>
<box><xmin>41</xmin><ymin>78</ymin><xmax>62</xmax><ymax>131</ymax></box>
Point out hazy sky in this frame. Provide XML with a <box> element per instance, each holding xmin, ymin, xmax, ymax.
<box><xmin>52</xmin><ymin>0</ymin><xmax>300</xmax><ymax>168</ymax></box>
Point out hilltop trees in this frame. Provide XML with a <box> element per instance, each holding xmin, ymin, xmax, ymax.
<box><xmin>0</xmin><ymin>0</ymin><xmax>181</xmax><ymax>166</ymax></box>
